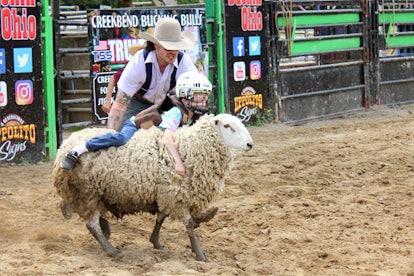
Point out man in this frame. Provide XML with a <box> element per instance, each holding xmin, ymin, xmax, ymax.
<box><xmin>96</xmin><ymin>18</ymin><xmax>217</xmax><ymax>226</ymax></box>
<box><xmin>108</xmin><ymin>17</ymin><xmax>198</xmax><ymax>131</ymax></box>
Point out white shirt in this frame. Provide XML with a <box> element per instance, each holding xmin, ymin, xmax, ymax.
<box><xmin>117</xmin><ymin>49</ymin><xmax>198</xmax><ymax>105</ymax></box>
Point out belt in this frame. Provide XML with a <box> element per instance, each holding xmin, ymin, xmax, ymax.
<box><xmin>133</xmin><ymin>93</ymin><xmax>153</xmax><ymax>104</ymax></box>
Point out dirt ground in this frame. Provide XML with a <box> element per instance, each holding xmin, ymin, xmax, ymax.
<box><xmin>1</xmin><ymin>105</ymin><xmax>414</xmax><ymax>275</ymax></box>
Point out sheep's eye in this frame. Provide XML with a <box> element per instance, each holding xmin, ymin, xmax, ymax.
<box><xmin>224</xmin><ymin>124</ymin><xmax>235</xmax><ymax>132</ymax></box>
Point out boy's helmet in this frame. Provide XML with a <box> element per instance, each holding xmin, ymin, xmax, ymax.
<box><xmin>176</xmin><ymin>72</ymin><xmax>212</xmax><ymax>100</ymax></box>
<box><xmin>176</xmin><ymin>72</ymin><xmax>212</xmax><ymax>114</ymax></box>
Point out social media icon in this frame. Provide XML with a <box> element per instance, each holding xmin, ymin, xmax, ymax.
<box><xmin>233</xmin><ymin>37</ymin><xmax>245</xmax><ymax>57</ymax></box>
<box><xmin>233</xmin><ymin>61</ymin><xmax>246</xmax><ymax>81</ymax></box>
<box><xmin>0</xmin><ymin>49</ymin><xmax>5</xmax><ymax>74</ymax></box>
<box><xmin>249</xmin><ymin>36</ymin><xmax>261</xmax><ymax>56</ymax></box>
<box><xmin>0</xmin><ymin>81</ymin><xmax>7</xmax><ymax>107</ymax></box>
<box><xmin>250</xmin><ymin>60</ymin><xmax>261</xmax><ymax>80</ymax></box>
<box><xmin>15</xmin><ymin>80</ymin><xmax>34</xmax><ymax>105</ymax></box>
<box><xmin>14</xmin><ymin>48</ymin><xmax>33</xmax><ymax>73</ymax></box>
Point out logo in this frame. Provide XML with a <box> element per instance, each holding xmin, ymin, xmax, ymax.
<box><xmin>14</xmin><ymin>48</ymin><xmax>32</xmax><ymax>73</ymax></box>
<box><xmin>249</xmin><ymin>36</ymin><xmax>261</xmax><ymax>56</ymax></box>
<box><xmin>233</xmin><ymin>37</ymin><xmax>245</xmax><ymax>57</ymax></box>
<box><xmin>0</xmin><ymin>49</ymin><xmax>5</xmax><ymax>74</ymax></box>
<box><xmin>250</xmin><ymin>60</ymin><xmax>261</xmax><ymax>80</ymax></box>
<box><xmin>15</xmin><ymin>80</ymin><xmax>33</xmax><ymax>105</ymax></box>
<box><xmin>0</xmin><ymin>113</ymin><xmax>37</xmax><ymax>161</ymax></box>
<box><xmin>233</xmin><ymin>61</ymin><xmax>246</xmax><ymax>81</ymax></box>
<box><xmin>0</xmin><ymin>81</ymin><xmax>7</xmax><ymax>107</ymax></box>
<box><xmin>234</xmin><ymin>86</ymin><xmax>263</xmax><ymax>123</ymax></box>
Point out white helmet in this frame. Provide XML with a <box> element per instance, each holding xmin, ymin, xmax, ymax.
<box><xmin>176</xmin><ymin>71</ymin><xmax>212</xmax><ymax>100</ymax></box>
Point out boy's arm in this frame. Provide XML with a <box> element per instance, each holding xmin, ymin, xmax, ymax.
<box><xmin>164</xmin><ymin>128</ymin><xmax>185</xmax><ymax>176</ymax></box>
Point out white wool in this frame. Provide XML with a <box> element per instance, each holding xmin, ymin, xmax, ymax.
<box><xmin>52</xmin><ymin>114</ymin><xmax>245</xmax><ymax>221</ymax></box>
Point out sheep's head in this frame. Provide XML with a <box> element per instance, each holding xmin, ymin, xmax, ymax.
<box><xmin>211</xmin><ymin>114</ymin><xmax>254</xmax><ymax>151</ymax></box>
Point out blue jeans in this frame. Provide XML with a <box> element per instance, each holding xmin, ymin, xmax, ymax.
<box><xmin>86</xmin><ymin>120</ymin><xmax>138</xmax><ymax>152</ymax></box>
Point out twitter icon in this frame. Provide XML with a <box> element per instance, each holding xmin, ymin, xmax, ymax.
<box><xmin>249</xmin><ymin>36</ymin><xmax>261</xmax><ymax>56</ymax></box>
<box><xmin>14</xmin><ymin>48</ymin><xmax>32</xmax><ymax>73</ymax></box>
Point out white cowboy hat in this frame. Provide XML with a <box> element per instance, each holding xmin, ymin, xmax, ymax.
<box><xmin>138</xmin><ymin>17</ymin><xmax>196</xmax><ymax>50</ymax></box>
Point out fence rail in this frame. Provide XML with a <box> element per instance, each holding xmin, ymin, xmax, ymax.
<box><xmin>270</xmin><ymin>0</ymin><xmax>414</xmax><ymax>123</ymax></box>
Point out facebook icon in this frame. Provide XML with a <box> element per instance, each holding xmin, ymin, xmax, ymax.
<box><xmin>0</xmin><ymin>49</ymin><xmax>5</xmax><ymax>74</ymax></box>
<box><xmin>233</xmin><ymin>37</ymin><xmax>245</xmax><ymax>57</ymax></box>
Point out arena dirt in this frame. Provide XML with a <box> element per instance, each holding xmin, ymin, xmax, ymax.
<box><xmin>1</xmin><ymin>105</ymin><xmax>414</xmax><ymax>275</ymax></box>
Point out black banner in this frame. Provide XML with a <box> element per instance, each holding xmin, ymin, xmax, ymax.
<box><xmin>224</xmin><ymin>0</ymin><xmax>268</xmax><ymax>124</ymax></box>
<box><xmin>0</xmin><ymin>0</ymin><xmax>45</xmax><ymax>163</ymax></box>
<box><xmin>87</xmin><ymin>7</ymin><xmax>207</xmax><ymax>121</ymax></box>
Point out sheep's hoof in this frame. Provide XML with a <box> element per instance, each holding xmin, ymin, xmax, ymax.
<box><xmin>195</xmin><ymin>251</ymin><xmax>206</xmax><ymax>261</ymax></box>
<box><xmin>59</xmin><ymin>201</ymin><xmax>72</xmax><ymax>219</ymax></box>
<box><xmin>106</xmin><ymin>247</ymin><xmax>120</xmax><ymax>257</ymax></box>
<box><xmin>150</xmin><ymin>238</ymin><xmax>163</xmax><ymax>250</ymax></box>
<box><xmin>192</xmin><ymin>207</ymin><xmax>218</xmax><ymax>228</ymax></box>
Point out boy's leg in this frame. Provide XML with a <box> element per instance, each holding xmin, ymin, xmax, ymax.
<box><xmin>86</xmin><ymin>121</ymin><xmax>138</xmax><ymax>152</ymax></box>
<box><xmin>62</xmin><ymin>121</ymin><xmax>138</xmax><ymax>170</ymax></box>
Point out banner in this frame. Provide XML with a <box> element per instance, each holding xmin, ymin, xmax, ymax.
<box><xmin>88</xmin><ymin>7</ymin><xmax>207</xmax><ymax>121</ymax></box>
<box><xmin>0</xmin><ymin>0</ymin><xmax>45</xmax><ymax>163</ymax></box>
<box><xmin>224</xmin><ymin>0</ymin><xmax>268</xmax><ymax>123</ymax></box>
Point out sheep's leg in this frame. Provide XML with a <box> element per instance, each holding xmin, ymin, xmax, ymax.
<box><xmin>150</xmin><ymin>212</ymin><xmax>167</xmax><ymax>249</ymax></box>
<box><xmin>99</xmin><ymin>216</ymin><xmax>111</xmax><ymax>239</ymax></box>
<box><xmin>183</xmin><ymin>214</ymin><xmax>206</xmax><ymax>261</ymax></box>
<box><xmin>86</xmin><ymin>211</ymin><xmax>119</xmax><ymax>256</ymax></box>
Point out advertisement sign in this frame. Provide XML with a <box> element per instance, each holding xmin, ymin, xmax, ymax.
<box><xmin>87</xmin><ymin>7</ymin><xmax>208</xmax><ymax>121</ymax></box>
<box><xmin>0</xmin><ymin>1</ymin><xmax>45</xmax><ymax>163</ymax></box>
<box><xmin>224</xmin><ymin>0</ymin><xmax>267</xmax><ymax>123</ymax></box>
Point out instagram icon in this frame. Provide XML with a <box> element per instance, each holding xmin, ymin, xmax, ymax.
<box><xmin>250</xmin><ymin>60</ymin><xmax>261</xmax><ymax>80</ymax></box>
<box><xmin>15</xmin><ymin>80</ymin><xmax>34</xmax><ymax>105</ymax></box>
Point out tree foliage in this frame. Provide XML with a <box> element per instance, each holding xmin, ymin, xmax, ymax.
<box><xmin>59</xmin><ymin>0</ymin><xmax>121</xmax><ymax>9</ymax></box>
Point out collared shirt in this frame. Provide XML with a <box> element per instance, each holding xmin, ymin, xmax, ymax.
<box><xmin>117</xmin><ymin>49</ymin><xmax>198</xmax><ymax>105</ymax></box>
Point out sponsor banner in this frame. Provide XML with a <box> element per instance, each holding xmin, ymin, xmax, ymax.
<box><xmin>88</xmin><ymin>7</ymin><xmax>208</xmax><ymax>121</ymax></box>
<box><xmin>0</xmin><ymin>0</ymin><xmax>45</xmax><ymax>163</ymax></box>
<box><xmin>224</xmin><ymin>0</ymin><xmax>268</xmax><ymax>123</ymax></box>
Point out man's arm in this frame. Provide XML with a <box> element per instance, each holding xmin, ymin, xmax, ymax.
<box><xmin>107</xmin><ymin>89</ymin><xmax>132</xmax><ymax>131</ymax></box>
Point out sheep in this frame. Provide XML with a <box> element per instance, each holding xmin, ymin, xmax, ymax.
<box><xmin>52</xmin><ymin>113</ymin><xmax>253</xmax><ymax>261</ymax></box>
